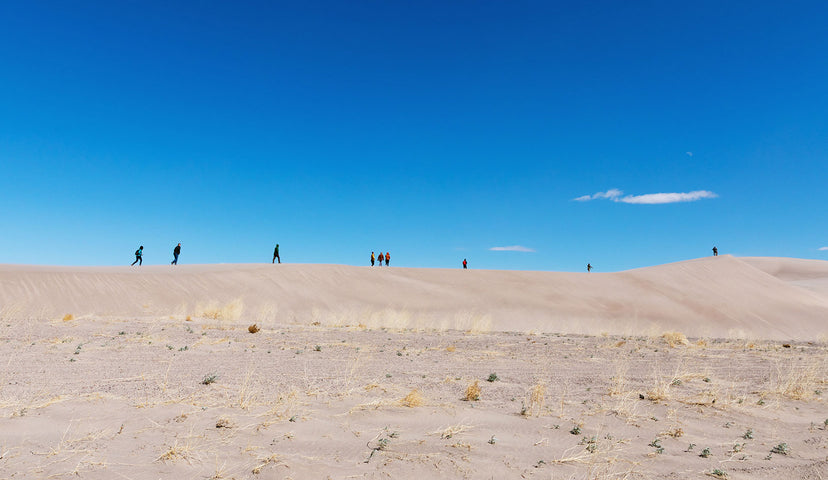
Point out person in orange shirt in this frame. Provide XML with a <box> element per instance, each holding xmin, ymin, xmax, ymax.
<box><xmin>385</xmin><ymin>252</ymin><xmax>390</xmax><ymax>266</ymax></box>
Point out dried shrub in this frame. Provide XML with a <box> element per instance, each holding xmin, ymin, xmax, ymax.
<box><xmin>62</xmin><ymin>314</ymin><xmax>74</xmax><ymax>322</ymax></box>
<box><xmin>248</xmin><ymin>324</ymin><xmax>260</xmax><ymax>333</ymax></box>
<box><xmin>463</xmin><ymin>380</ymin><xmax>481</xmax><ymax>401</ymax></box>
<box><xmin>400</xmin><ymin>389</ymin><xmax>424</xmax><ymax>407</ymax></box>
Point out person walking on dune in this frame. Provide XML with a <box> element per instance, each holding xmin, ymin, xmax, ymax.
<box><xmin>273</xmin><ymin>244</ymin><xmax>280</xmax><ymax>264</ymax></box>
<box><xmin>371</xmin><ymin>251</ymin><xmax>375</xmax><ymax>266</ymax></box>
<box><xmin>378</xmin><ymin>252</ymin><xmax>384</xmax><ymax>267</ymax></box>
<box><xmin>171</xmin><ymin>243</ymin><xmax>181</xmax><ymax>265</ymax></box>
<box><xmin>385</xmin><ymin>252</ymin><xmax>390</xmax><ymax>266</ymax></box>
<box><xmin>462</xmin><ymin>258</ymin><xmax>467</xmax><ymax>269</ymax></box>
<box><xmin>132</xmin><ymin>246</ymin><xmax>143</xmax><ymax>266</ymax></box>
<box><xmin>712</xmin><ymin>246</ymin><xmax>718</xmax><ymax>257</ymax></box>
<box><xmin>587</xmin><ymin>263</ymin><xmax>592</xmax><ymax>272</ymax></box>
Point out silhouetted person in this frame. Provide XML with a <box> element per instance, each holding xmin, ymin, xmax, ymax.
<box><xmin>462</xmin><ymin>258</ymin><xmax>467</xmax><ymax>269</ymax></box>
<box><xmin>378</xmin><ymin>252</ymin><xmax>384</xmax><ymax>266</ymax></box>
<box><xmin>587</xmin><ymin>263</ymin><xmax>592</xmax><ymax>272</ymax></box>
<box><xmin>171</xmin><ymin>243</ymin><xmax>181</xmax><ymax>265</ymax></box>
<box><xmin>371</xmin><ymin>251</ymin><xmax>375</xmax><ymax>266</ymax></box>
<box><xmin>273</xmin><ymin>244</ymin><xmax>280</xmax><ymax>264</ymax></box>
<box><xmin>132</xmin><ymin>246</ymin><xmax>143</xmax><ymax>266</ymax></box>
<box><xmin>712</xmin><ymin>246</ymin><xmax>718</xmax><ymax>257</ymax></box>
<box><xmin>385</xmin><ymin>252</ymin><xmax>390</xmax><ymax>266</ymax></box>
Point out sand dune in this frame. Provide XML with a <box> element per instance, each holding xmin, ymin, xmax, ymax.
<box><xmin>1</xmin><ymin>255</ymin><xmax>826</xmax><ymax>340</ymax></box>
<box><xmin>2</xmin><ymin>256</ymin><xmax>826</xmax><ymax>479</ymax></box>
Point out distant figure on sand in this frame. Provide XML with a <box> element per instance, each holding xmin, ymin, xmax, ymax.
<box><xmin>371</xmin><ymin>252</ymin><xmax>375</xmax><ymax>266</ymax></box>
<box><xmin>712</xmin><ymin>246</ymin><xmax>718</xmax><ymax>257</ymax></box>
<box><xmin>132</xmin><ymin>246</ymin><xmax>143</xmax><ymax>266</ymax></box>
<box><xmin>587</xmin><ymin>263</ymin><xmax>592</xmax><ymax>272</ymax></box>
<box><xmin>385</xmin><ymin>252</ymin><xmax>390</xmax><ymax>266</ymax></box>
<box><xmin>171</xmin><ymin>243</ymin><xmax>181</xmax><ymax>265</ymax></box>
<box><xmin>378</xmin><ymin>252</ymin><xmax>384</xmax><ymax>266</ymax></box>
<box><xmin>273</xmin><ymin>244</ymin><xmax>280</xmax><ymax>264</ymax></box>
<box><xmin>463</xmin><ymin>258</ymin><xmax>467</xmax><ymax>269</ymax></box>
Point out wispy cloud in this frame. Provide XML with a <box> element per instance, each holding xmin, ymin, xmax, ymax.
<box><xmin>573</xmin><ymin>189</ymin><xmax>718</xmax><ymax>205</ymax></box>
<box><xmin>489</xmin><ymin>245</ymin><xmax>536</xmax><ymax>252</ymax></box>
<box><xmin>819</xmin><ymin>246</ymin><xmax>828</xmax><ymax>251</ymax></box>
<box><xmin>573</xmin><ymin>189</ymin><xmax>623</xmax><ymax>202</ymax></box>
<box><xmin>686</xmin><ymin>151</ymin><xmax>693</xmax><ymax>157</ymax></box>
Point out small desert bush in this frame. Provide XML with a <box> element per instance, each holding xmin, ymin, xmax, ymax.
<box><xmin>248</xmin><ymin>324</ymin><xmax>260</xmax><ymax>333</ymax></box>
<box><xmin>202</xmin><ymin>373</ymin><xmax>219</xmax><ymax>385</ymax></box>
<box><xmin>400</xmin><ymin>389</ymin><xmax>425</xmax><ymax>407</ymax></box>
<box><xmin>662</xmin><ymin>332</ymin><xmax>689</xmax><ymax>348</ymax></box>
<box><xmin>62</xmin><ymin>314</ymin><xmax>74</xmax><ymax>322</ymax></box>
<box><xmin>463</xmin><ymin>380</ymin><xmax>481</xmax><ymax>401</ymax></box>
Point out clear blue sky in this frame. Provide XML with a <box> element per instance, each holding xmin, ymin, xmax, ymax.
<box><xmin>1</xmin><ymin>1</ymin><xmax>826</xmax><ymax>271</ymax></box>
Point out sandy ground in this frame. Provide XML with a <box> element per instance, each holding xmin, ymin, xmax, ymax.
<box><xmin>0</xmin><ymin>256</ymin><xmax>826</xmax><ymax>479</ymax></box>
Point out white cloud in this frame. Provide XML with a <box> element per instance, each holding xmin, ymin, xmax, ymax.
<box><xmin>686</xmin><ymin>151</ymin><xmax>693</xmax><ymax>157</ymax></box>
<box><xmin>489</xmin><ymin>245</ymin><xmax>536</xmax><ymax>252</ymax></box>
<box><xmin>618</xmin><ymin>190</ymin><xmax>718</xmax><ymax>204</ymax></box>
<box><xmin>819</xmin><ymin>247</ymin><xmax>828</xmax><ymax>251</ymax></box>
<box><xmin>573</xmin><ymin>188</ymin><xmax>623</xmax><ymax>202</ymax></box>
<box><xmin>573</xmin><ymin>189</ymin><xmax>717</xmax><ymax>204</ymax></box>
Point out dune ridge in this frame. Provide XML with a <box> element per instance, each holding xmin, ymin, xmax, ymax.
<box><xmin>1</xmin><ymin>255</ymin><xmax>826</xmax><ymax>340</ymax></box>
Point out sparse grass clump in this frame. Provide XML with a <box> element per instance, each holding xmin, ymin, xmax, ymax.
<box><xmin>400</xmin><ymin>389</ymin><xmax>424</xmax><ymax>407</ymax></box>
<box><xmin>463</xmin><ymin>380</ymin><xmax>481</xmax><ymax>401</ymax></box>
<box><xmin>62</xmin><ymin>314</ymin><xmax>74</xmax><ymax>322</ymax></box>
<box><xmin>743</xmin><ymin>429</ymin><xmax>753</xmax><ymax>440</ymax></box>
<box><xmin>521</xmin><ymin>381</ymin><xmax>546</xmax><ymax>417</ymax></box>
<box><xmin>202</xmin><ymin>373</ymin><xmax>218</xmax><ymax>385</ymax></box>
<box><xmin>487</xmin><ymin>372</ymin><xmax>499</xmax><ymax>382</ymax></box>
<box><xmin>662</xmin><ymin>332</ymin><xmax>689</xmax><ymax>348</ymax></box>
<box><xmin>709</xmin><ymin>469</ymin><xmax>728</xmax><ymax>478</ymax></box>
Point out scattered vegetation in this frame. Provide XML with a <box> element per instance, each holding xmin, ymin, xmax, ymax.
<box><xmin>700</xmin><ymin>447</ymin><xmax>711</xmax><ymax>458</ymax></box>
<box><xmin>202</xmin><ymin>373</ymin><xmax>219</xmax><ymax>385</ymax></box>
<box><xmin>771</xmin><ymin>443</ymin><xmax>790</xmax><ymax>455</ymax></box>
<box><xmin>248</xmin><ymin>324</ymin><xmax>260</xmax><ymax>333</ymax></box>
<box><xmin>487</xmin><ymin>372</ymin><xmax>499</xmax><ymax>382</ymax></box>
<box><xmin>62</xmin><ymin>314</ymin><xmax>74</xmax><ymax>322</ymax></box>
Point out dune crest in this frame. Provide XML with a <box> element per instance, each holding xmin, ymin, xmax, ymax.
<box><xmin>1</xmin><ymin>256</ymin><xmax>826</xmax><ymax>340</ymax></box>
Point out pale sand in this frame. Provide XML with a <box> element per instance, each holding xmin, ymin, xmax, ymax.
<box><xmin>0</xmin><ymin>256</ymin><xmax>825</xmax><ymax>478</ymax></box>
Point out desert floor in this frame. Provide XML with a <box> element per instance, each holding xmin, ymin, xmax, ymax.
<box><xmin>1</xmin><ymin>315</ymin><xmax>826</xmax><ymax>480</ymax></box>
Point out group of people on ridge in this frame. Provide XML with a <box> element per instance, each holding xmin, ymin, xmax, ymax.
<box><xmin>370</xmin><ymin>251</ymin><xmax>390</xmax><ymax>266</ymax></box>
<box><xmin>132</xmin><ymin>243</ymin><xmax>181</xmax><ymax>266</ymax></box>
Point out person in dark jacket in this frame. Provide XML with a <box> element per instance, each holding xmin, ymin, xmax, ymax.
<box><xmin>712</xmin><ymin>246</ymin><xmax>718</xmax><ymax>256</ymax></box>
<box><xmin>273</xmin><ymin>244</ymin><xmax>280</xmax><ymax>264</ymax></box>
<box><xmin>132</xmin><ymin>246</ymin><xmax>143</xmax><ymax>266</ymax></box>
<box><xmin>171</xmin><ymin>243</ymin><xmax>181</xmax><ymax>265</ymax></box>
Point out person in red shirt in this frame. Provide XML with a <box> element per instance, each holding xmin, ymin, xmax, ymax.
<box><xmin>462</xmin><ymin>258</ymin><xmax>467</xmax><ymax>269</ymax></box>
<box><xmin>385</xmin><ymin>252</ymin><xmax>390</xmax><ymax>266</ymax></box>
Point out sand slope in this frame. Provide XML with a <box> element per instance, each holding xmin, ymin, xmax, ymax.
<box><xmin>1</xmin><ymin>255</ymin><xmax>826</xmax><ymax>340</ymax></box>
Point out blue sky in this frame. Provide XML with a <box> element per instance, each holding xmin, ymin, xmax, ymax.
<box><xmin>1</xmin><ymin>1</ymin><xmax>826</xmax><ymax>271</ymax></box>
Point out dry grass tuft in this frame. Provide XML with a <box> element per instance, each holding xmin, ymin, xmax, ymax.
<box><xmin>199</xmin><ymin>299</ymin><xmax>244</xmax><ymax>321</ymax></box>
<box><xmin>185</xmin><ymin>315</ymin><xmax>192</xmax><ymax>322</ymax></box>
<box><xmin>62</xmin><ymin>314</ymin><xmax>74</xmax><ymax>322</ymax></box>
<box><xmin>248</xmin><ymin>324</ymin><xmax>260</xmax><ymax>333</ymax></box>
<box><xmin>446</xmin><ymin>345</ymin><xmax>456</xmax><ymax>352</ymax></box>
<box><xmin>463</xmin><ymin>380</ymin><xmax>481</xmax><ymax>401</ymax></box>
<box><xmin>662</xmin><ymin>332</ymin><xmax>689</xmax><ymax>348</ymax></box>
<box><xmin>400</xmin><ymin>389</ymin><xmax>425</xmax><ymax>407</ymax></box>
<box><xmin>522</xmin><ymin>381</ymin><xmax>546</xmax><ymax>416</ymax></box>
<box><xmin>252</xmin><ymin>454</ymin><xmax>280</xmax><ymax>474</ymax></box>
